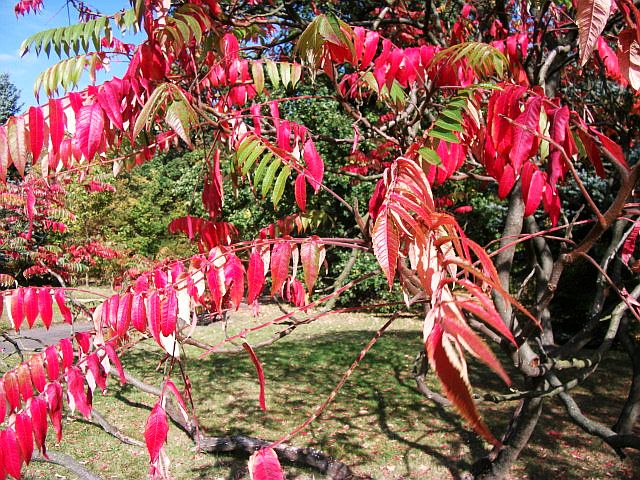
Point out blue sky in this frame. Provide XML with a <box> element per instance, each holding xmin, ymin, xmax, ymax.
<box><xmin>0</xmin><ymin>1</ymin><xmax>137</xmax><ymax>109</ymax></box>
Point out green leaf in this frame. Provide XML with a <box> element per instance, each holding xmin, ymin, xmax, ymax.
<box><xmin>165</xmin><ymin>101</ymin><xmax>194</xmax><ymax>147</ymax></box>
<box><xmin>253</xmin><ymin>152</ymin><xmax>273</xmax><ymax>186</ymax></box>
<box><xmin>265</xmin><ymin>60</ymin><xmax>280</xmax><ymax>89</ymax></box>
<box><xmin>434</xmin><ymin>118</ymin><xmax>464</xmax><ymax>132</ymax></box>
<box><xmin>418</xmin><ymin>147</ymin><xmax>442</xmax><ymax>166</ymax></box>
<box><xmin>429</xmin><ymin>128</ymin><xmax>460</xmax><ymax>143</ymax></box>
<box><xmin>271</xmin><ymin>165</ymin><xmax>291</xmax><ymax>207</ymax></box>
<box><xmin>261</xmin><ymin>157</ymin><xmax>282</xmax><ymax>198</ymax></box>
<box><xmin>251</xmin><ymin>62</ymin><xmax>265</xmax><ymax>95</ymax></box>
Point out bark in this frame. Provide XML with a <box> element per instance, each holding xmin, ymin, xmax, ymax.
<box><xmin>614</xmin><ymin>318</ymin><xmax>640</xmax><ymax>435</ymax></box>
<box><xmin>33</xmin><ymin>451</ymin><xmax>105</xmax><ymax>480</ymax></box>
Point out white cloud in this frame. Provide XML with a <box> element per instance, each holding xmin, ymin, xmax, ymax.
<box><xmin>0</xmin><ymin>53</ymin><xmax>17</xmax><ymax>62</ymax></box>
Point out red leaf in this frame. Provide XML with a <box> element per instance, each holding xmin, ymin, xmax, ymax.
<box><xmin>28</xmin><ymin>355</ymin><xmax>46</xmax><ymax>392</ymax></box>
<box><xmin>223</xmin><ymin>254</ymin><xmax>245</xmax><ymax>310</ymax></box>
<box><xmin>372</xmin><ymin>209</ymin><xmax>399</xmax><ymax>288</ymax></box>
<box><xmin>618</xmin><ymin>29</ymin><xmax>640</xmax><ymax>90</ymax></box>
<box><xmin>10</xmin><ymin>288</ymin><xmax>25</xmax><ymax>331</ymax></box>
<box><xmin>425</xmin><ymin>323</ymin><xmax>498</xmax><ymax>446</ymax></box>
<box><xmin>300</xmin><ymin>236</ymin><xmax>325</xmax><ymax>292</ymax></box>
<box><xmin>206</xmin><ymin>259</ymin><xmax>226</xmax><ymax>314</ymax></box>
<box><xmin>29</xmin><ymin>397</ymin><xmax>48</xmax><ymax>455</ymax></box>
<box><xmin>116</xmin><ymin>292</ymin><xmax>132</xmax><ymax>337</ymax></box>
<box><xmin>247</xmin><ymin>250</ymin><xmax>265</xmax><ymax>304</ymax></box>
<box><xmin>522</xmin><ymin>166</ymin><xmax>545</xmax><ymax>217</ymax></box>
<box><xmin>202</xmin><ymin>149</ymin><xmax>224</xmax><ymax>219</ymax></box>
<box><xmin>3</xmin><ymin>371</ymin><xmax>21</xmax><ymax>412</ymax></box>
<box><xmin>28</xmin><ymin>106</ymin><xmax>45</xmax><ymax>162</ymax></box>
<box><xmin>248</xmin><ymin>448</ymin><xmax>284</xmax><ymax>480</ymax></box>
<box><xmin>15</xmin><ymin>412</ymin><xmax>33</xmax><ymax>465</ymax></box>
<box><xmin>509</xmin><ymin>96</ymin><xmax>542</xmax><ymax>172</ymax></box>
<box><xmin>1</xmin><ymin>428</ymin><xmax>23</xmax><ymax>479</ymax></box>
<box><xmin>0</xmin><ymin>381</ymin><xmax>5</xmax><ymax>424</ymax></box>
<box><xmin>16</xmin><ymin>364</ymin><xmax>33</xmax><ymax>402</ymax></box>
<box><xmin>45</xmin><ymin>382</ymin><xmax>63</xmax><ymax>441</ymax></box>
<box><xmin>294</xmin><ymin>173</ymin><xmax>307</xmax><ymax>212</ymax></box>
<box><xmin>76</xmin><ymin>103</ymin><xmax>104</xmax><ymax>161</ymax></box>
<box><xmin>145</xmin><ymin>402</ymin><xmax>169</xmax><ymax>463</ymax></box>
<box><xmin>97</xmin><ymin>81</ymin><xmax>124</xmax><ymax>130</ymax></box>
<box><xmin>270</xmin><ymin>241</ymin><xmax>292</xmax><ymax>296</ymax></box>
<box><xmin>65</xmin><ymin>367</ymin><xmax>92</xmax><ymax>417</ymax></box>
<box><xmin>622</xmin><ymin>221</ymin><xmax>640</xmax><ymax>265</ymax></box>
<box><xmin>59</xmin><ymin>338</ymin><xmax>74</xmax><ymax>370</ymax></box>
<box><xmin>86</xmin><ymin>353</ymin><xmax>107</xmax><ymax>392</ymax></box>
<box><xmin>0</xmin><ymin>126</ymin><xmax>9</xmax><ymax>182</ymax></box>
<box><xmin>242</xmin><ymin>341</ymin><xmax>267</xmax><ymax>411</ymax></box>
<box><xmin>148</xmin><ymin>291</ymin><xmax>162</xmax><ymax>343</ymax></box>
<box><xmin>131</xmin><ymin>293</ymin><xmax>147</xmax><ymax>333</ymax></box>
<box><xmin>576</xmin><ymin>0</ymin><xmax>612</xmax><ymax>66</ymax></box>
<box><xmin>54</xmin><ymin>289</ymin><xmax>72</xmax><ymax>324</ymax></box>
<box><xmin>160</xmin><ymin>288</ymin><xmax>177</xmax><ymax>337</ymax></box>
<box><xmin>23</xmin><ymin>287</ymin><xmax>38</xmax><ymax>329</ymax></box>
<box><xmin>592</xmin><ymin>129</ymin><xmax>629</xmax><ymax>170</ymax></box>
<box><xmin>44</xmin><ymin>346</ymin><xmax>60</xmax><ymax>382</ymax></box>
<box><xmin>48</xmin><ymin>98</ymin><xmax>66</xmax><ymax>155</ymax></box>
<box><xmin>303</xmin><ymin>138</ymin><xmax>324</xmax><ymax>192</ymax></box>
<box><xmin>577</xmin><ymin>128</ymin><xmax>605</xmax><ymax>177</ymax></box>
<box><xmin>7</xmin><ymin>115</ymin><xmax>27</xmax><ymax>177</ymax></box>
<box><xmin>104</xmin><ymin>341</ymin><xmax>126</xmax><ymax>385</ymax></box>
<box><xmin>75</xmin><ymin>331</ymin><xmax>91</xmax><ymax>355</ymax></box>
<box><xmin>38</xmin><ymin>288</ymin><xmax>53</xmax><ymax>330</ymax></box>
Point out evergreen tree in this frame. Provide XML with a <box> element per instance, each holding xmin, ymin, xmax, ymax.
<box><xmin>0</xmin><ymin>72</ymin><xmax>21</xmax><ymax>123</ymax></box>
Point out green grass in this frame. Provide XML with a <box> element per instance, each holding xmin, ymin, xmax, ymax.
<box><xmin>18</xmin><ymin>304</ymin><xmax>640</xmax><ymax>479</ymax></box>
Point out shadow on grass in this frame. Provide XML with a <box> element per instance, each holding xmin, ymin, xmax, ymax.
<box><xmin>118</xmin><ymin>327</ymin><xmax>640</xmax><ymax>479</ymax></box>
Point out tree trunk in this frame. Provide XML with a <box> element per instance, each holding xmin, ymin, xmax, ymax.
<box><xmin>614</xmin><ymin>318</ymin><xmax>640</xmax><ymax>434</ymax></box>
<box><xmin>472</xmin><ymin>397</ymin><xmax>544</xmax><ymax>480</ymax></box>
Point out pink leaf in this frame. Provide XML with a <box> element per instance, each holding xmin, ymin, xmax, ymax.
<box><xmin>270</xmin><ymin>241</ymin><xmax>291</xmax><ymax>296</ymax></box>
<box><xmin>131</xmin><ymin>293</ymin><xmax>147</xmax><ymax>333</ymax></box>
<box><xmin>247</xmin><ymin>250</ymin><xmax>265</xmax><ymax>304</ymax></box>
<box><xmin>303</xmin><ymin>138</ymin><xmax>324</xmax><ymax>192</ymax></box>
<box><xmin>23</xmin><ymin>287</ymin><xmax>39</xmax><ymax>328</ymax></box>
<box><xmin>10</xmin><ymin>288</ymin><xmax>25</xmax><ymax>331</ymax></box>
<box><xmin>45</xmin><ymin>382</ymin><xmax>63</xmax><ymax>441</ymax></box>
<box><xmin>116</xmin><ymin>292</ymin><xmax>132</xmax><ymax>337</ymax></box>
<box><xmin>300</xmin><ymin>236</ymin><xmax>325</xmax><ymax>293</ymax></box>
<box><xmin>66</xmin><ymin>367</ymin><xmax>92</xmax><ymax>417</ymax></box>
<box><xmin>54</xmin><ymin>289</ymin><xmax>72</xmax><ymax>324</ymax></box>
<box><xmin>145</xmin><ymin>403</ymin><xmax>169</xmax><ymax>464</ymax></box>
<box><xmin>294</xmin><ymin>173</ymin><xmax>307</xmax><ymax>212</ymax></box>
<box><xmin>576</xmin><ymin>0</ymin><xmax>612</xmax><ymax>66</ymax></box>
<box><xmin>160</xmin><ymin>288</ymin><xmax>177</xmax><ymax>337</ymax></box>
<box><xmin>248</xmin><ymin>448</ymin><xmax>284</xmax><ymax>480</ymax></box>
<box><xmin>38</xmin><ymin>288</ymin><xmax>53</xmax><ymax>330</ymax></box>
<box><xmin>242</xmin><ymin>341</ymin><xmax>267</xmax><ymax>411</ymax></box>
<box><xmin>372</xmin><ymin>209</ymin><xmax>399</xmax><ymax>288</ymax></box>
<box><xmin>76</xmin><ymin>103</ymin><xmax>105</xmax><ymax>161</ymax></box>
<box><xmin>97</xmin><ymin>80</ymin><xmax>124</xmax><ymax>130</ymax></box>
<box><xmin>104</xmin><ymin>341</ymin><xmax>126</xmax><ymax>385</ymax></box>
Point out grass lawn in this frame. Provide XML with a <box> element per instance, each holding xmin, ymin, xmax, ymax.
<box><xmin>12</xmin><ymin>301</ymin><xmax>640</xmax><ymax>479</ymax></box>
